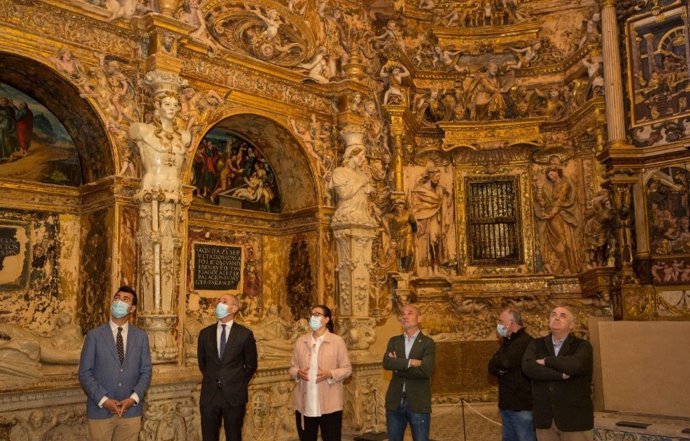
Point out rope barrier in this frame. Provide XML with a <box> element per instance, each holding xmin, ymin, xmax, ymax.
<box><xmin>458</xmin><ymin>399</ymin><xmax>503</xmax><ymax>427</ymax></box>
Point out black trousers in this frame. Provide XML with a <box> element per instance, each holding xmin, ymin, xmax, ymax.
<box><xmin>201</xmin><ymin>388</ymin><xmax>246</xmax><ymax>441</ymax></box>
<box><xmin>295</xmin><ymin>410</ymin><xmax>342</xmax><ymax>441</ymax></box>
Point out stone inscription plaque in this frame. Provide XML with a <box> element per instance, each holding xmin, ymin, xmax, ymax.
<box><xmin>193</xmin><ymin>244</ymin><xmax>242</xmax><ymax>291</ymax></box>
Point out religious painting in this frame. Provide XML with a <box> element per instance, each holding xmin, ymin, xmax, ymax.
<box><xmin>646</xmin><ymin>167</ymin><xmax>690</xmax><ymax>256</ymax></box>
<box><xmin>625</xmin><ymin>4</ymin><xmax>690</xmax><ymax>129</ymax></box>
<box><xmin>192</xmin><ymin>128</ymin><xmax>281</xmax><ymax>212</ymax></box>
<box><xmin>646</xmin><ymin>166</ymin><xmax>690</xmax><ymax>285</ymax></box>
<box><xmin>0</xmin><ymin>82</ymin><xmax>81</xmax><ymax>185</ymax></box>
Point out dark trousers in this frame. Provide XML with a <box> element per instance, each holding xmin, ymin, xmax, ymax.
<box><xmin>295</xmin><ymin>410</ymin><xmax>342</xmax><ymax>441</ymax></box>
<box><xmin>201</xmin><ymin>389</ymin><xmax>246</xmax><ymax>441</ymax></box>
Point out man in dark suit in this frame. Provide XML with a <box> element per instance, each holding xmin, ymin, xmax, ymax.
<box><xmin>522</xmin><ymin>306</ymin><xmax>594</xmax><ymax>441</ymax></box>
<box><xmin>383</xmin><ymin>304</ymin><xmax>436</xmax><ymax>441</ymax></box>
<box><xmin>198</xmin><ymin>294</ymin><xmax>258</xmax><ymax>441</ymax></box>
<box><xmin>78</xmin><ymin>286</ymin><xmax>152</xmax><ymax>441</ymax></box>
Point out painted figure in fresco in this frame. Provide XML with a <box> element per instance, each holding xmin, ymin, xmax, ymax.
<box><xmin>129</xmin><ymin>91</ymin><xmax>191</xmax><ymax>198</ymax></box>
<box><xmin>15</xmin><ymin>101</ymin><xmax>33</xmax><ymax>156</ymax></box>
<box><xmin>534</xmin><ymin>165</ymin><xmax>582</xmax><ymax>275</ymax></box>
<box><xmin>0</xmin><ymin>96</ymin><xmax>17</xmax><ymax>160</ymax></box>
<box><xmin>210</xmin><ymin>148</ymin><xmax>242</xmax><ymax>202</ymax></box>
<box><xmin>384</xmin><ymin>200</ymin><xmax>418</xmax><ymax>273</ymax></box>
<box><xmin>198</xmin><ymin>140</ymin><xmax>220</xmax><ymax>198</ymax></box>
<box><xmin>410</xmin><ymin>163</ymin><xmax>454</xmax><ymax>276</ymax></box>
<box><xmin>329</xmin><ymin>145</ymin><xmax>375</xmax><ymax>226</ymax></box>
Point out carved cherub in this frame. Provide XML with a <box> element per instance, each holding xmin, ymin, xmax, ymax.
<box><xmin>245</xmin><ymin>4</ymin><xmax>283</xmax><ymax>41</ymax></box>
<box><xmin>380</xmin><ymin>62</ymin><xmax>411</xmax><ymax>105</ymax></box>
<box><xmin>507</xmin><ymin>41</ymin><xmax>541</xmax><ymax>70</ymax></box>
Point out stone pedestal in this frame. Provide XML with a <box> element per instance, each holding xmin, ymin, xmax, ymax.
<box><xmin>332</xmin><ymin>224</ymin><xmax>378</xmax><ymax>317</ymax></box>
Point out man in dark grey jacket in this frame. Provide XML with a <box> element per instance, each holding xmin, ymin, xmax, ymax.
<box><xmin>522</xmin><ymin>306</ymin><xmax>593</xmax><ymax>441</ymax></box>
<box><xmin>489</xmin><ymin>308</ymin><xmax>535</xmax><ymax>441</ymax></box>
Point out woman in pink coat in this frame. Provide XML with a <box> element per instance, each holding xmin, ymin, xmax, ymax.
<box><xmin>289</xmin><ymin>305</ymin><xmax>352</xmax><ymax>441</ymax></box>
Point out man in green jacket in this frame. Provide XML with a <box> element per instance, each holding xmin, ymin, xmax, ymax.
<box><xmin>383</xmin><ymin>304</ymin><xmax>436</xmax><ymax>441</ymax></box>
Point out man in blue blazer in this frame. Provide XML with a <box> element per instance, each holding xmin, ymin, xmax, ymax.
<box><xmin>383</xmin><ymin>304</ymin><xmax>436</xmax><ymax>441</ymax></box>
<box><xmin>198</xmin><ymin>294</ymin><xmax>258</xmax><ymax>441</ymax></box>
<box><xmin>78</xmin><ymin>286</ymin><xmax>152</xmax><ymax>441</ymax></box>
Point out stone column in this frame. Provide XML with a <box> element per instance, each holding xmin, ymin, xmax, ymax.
<box><xmin>601</xmin><ymin>0</ymin><xmax>627</xmax><ymax>147</ymax></box>
<box><xmin>330</xmin><ymin>126</ymin><xmax>378</xmax><ymax>359</ymax></box>
<box><xmin>130</xmin><ymin>70</ymin><xmax>191</xmax><ymax>363</ymax></box>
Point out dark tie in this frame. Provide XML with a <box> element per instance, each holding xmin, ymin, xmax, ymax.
<box><xmin>116</xmin><ymin>327</ymin><xmax>124</xmax><ymax>365</ymax></box>
<box><xmin>219</xmin><ymin>324</ymin><xmax>227</xmax><ymax>358</ymax></box>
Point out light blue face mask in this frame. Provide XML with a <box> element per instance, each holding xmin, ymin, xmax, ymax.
<box><xmin>111</xmin><ymin>300</ymin><xmax>130</xmax><ymax>319</ymax></box>
<box><xmin>496</xmin><ymin>323</ymin><xmax>508</xmax><ymax>338</ymax></box>
<box><xmin>309</xmin><ymin>315</ymin><xmax>323</xmax><ymax>331</ymax></box>
<box><xmin>215</xmin><ymin>303</ymin><xmax>230</xmax><ymax>319</ymax></box>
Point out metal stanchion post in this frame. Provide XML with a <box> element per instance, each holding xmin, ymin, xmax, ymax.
<box><xmin>461</xmin><ymin>398</ymin><xmax>467</xmax><ymax>441</ymax></box>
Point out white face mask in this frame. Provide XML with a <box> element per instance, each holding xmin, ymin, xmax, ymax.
<box><xmin>496</xmin><ymin>323</ymin><xmax>508</xmax><ymax>338</ymax></box>
<box><xmin>309</xmin><ymin>315</ymin><xmax>323</xmax><ymax>331</ymax></box>
<box><xmin>215</xmin><ymin>303</ymin><xmax>230</xmax><ymax>319</ymax></box>
<box><xmin>111</xmin><ymin>300</ymin><xmax>130</xmax><ymax>319</ymax></box>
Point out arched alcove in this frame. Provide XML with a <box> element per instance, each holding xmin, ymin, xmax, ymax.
<box><xmin>0</xmin><ymin>52</ymin><xmax>113</xmax><ymax>183</ymax></box>
<box><xmin>187</xmin><ymin>113</ymin><xmax>318</xmax><ymax>212</ymax></box>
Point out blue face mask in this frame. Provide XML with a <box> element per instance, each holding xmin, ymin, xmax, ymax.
<box><xmin>496</xmin><ymin>323</ymin><xmax>508</xmax><ymax>338</ymax></box>
<box><xmin>309</xmin><ymin>315</ymin><xmax>323</xmax><ymax>331</ymax></box>
<box><xmin>111</xmin><ymin>300</ymin><xmax>130</xmax><ymax>319</ymax></box>
<box><xmin>215</xmin><ymin>303</ymin><xmax>230</xmax><ymax>319</ymax></box>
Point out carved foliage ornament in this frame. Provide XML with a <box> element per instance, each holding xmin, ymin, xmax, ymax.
<box><xmin>203</xmin><ymin>0</ymin><xmax>315</xmax><ymax>67</ymax></box>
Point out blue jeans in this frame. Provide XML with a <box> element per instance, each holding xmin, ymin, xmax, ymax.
<box><xmin>386</xmin><ymin>398</ymin><xmax>430</xmax><ymax>441</ymax></box>
<box><xmin>500</xmin><ymin>409</ymin><xmax>536</xmax><ymax>441</ymax></box>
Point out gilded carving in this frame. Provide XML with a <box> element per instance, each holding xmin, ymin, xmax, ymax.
<box><xmin>625</xmin><ymin>4</ymin><xmax>689</xmax><ymax>131</ymax></box>
<box><xmin>203</xmin><ymin>0</ymin><xmax>314</xmax><ymax>67</ymax></box>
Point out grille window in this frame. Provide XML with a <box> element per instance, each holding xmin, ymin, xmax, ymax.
<box><xmin>465</xmin><ymin>177</ymin><xmax>523</xmax><ymax>265</ymax></box>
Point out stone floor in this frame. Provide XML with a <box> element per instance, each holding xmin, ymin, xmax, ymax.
<box><xmin>343</xmin><ymin>405</ymin><xmax>690</xmax><ymax>441</ymax></box>
<box><xmin>345</xmin><ymin>402</ymin><xmax>502</xmax><ymax>441</ymax></box>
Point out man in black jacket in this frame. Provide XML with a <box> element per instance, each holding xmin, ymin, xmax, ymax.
<box><xmin>522</xmin><ymin>306</ymin><xmax>593</xmax><ymax>441</ymax></box>
<box><xmin>488</xmin><ymin>308</ymin><xmax>536</xmax><ymax>441</ymax></box>
<box><xmin>198</xmin><ymin>294</ymin><xmax>258</xmax><ymax>441</ymax></box>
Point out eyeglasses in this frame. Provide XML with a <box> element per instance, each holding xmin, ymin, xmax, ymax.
<box><xmin>311</xmin><ymin>312</ymin><xmax>325</xmax><ymax>318</ymax></box>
